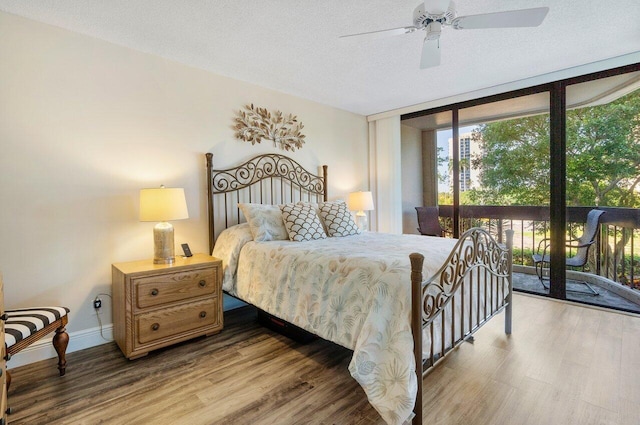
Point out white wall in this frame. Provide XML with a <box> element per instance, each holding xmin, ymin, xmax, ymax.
<box><xmin>0</xmin><ymin>12</ymin><xmax>368</xmax><ymax>363</ymax></box>
<box><xmin>400</xmin><ymin>125</ymin><xmax>422</xmax><ymax>234</ymax></box>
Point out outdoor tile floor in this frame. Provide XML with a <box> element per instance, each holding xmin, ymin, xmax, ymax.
<box><xmin>513</xmin><ymin>272</ymin><xmax>640</xmax><ymax>314</ymax></box>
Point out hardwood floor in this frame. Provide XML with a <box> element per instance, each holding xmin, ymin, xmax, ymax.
<box><xmin>6</xmin><ymin>294</ymin><xmax>640</xmax><ymax>424</ymax></box>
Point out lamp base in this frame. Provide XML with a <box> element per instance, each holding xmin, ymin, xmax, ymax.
<box><xmin>153</xmin><ymin>222</ymin><xmax>175</xmax><ymax>264</ymax></box>
<box><xmin>355</xmin><ymin>211</ymin><xmax>368</xmax><ymax>232</ymax></box>
<box><xmin>153</xmin><ymin>257</ymin><xmax>175</xmax><ymax>265</ymax></box>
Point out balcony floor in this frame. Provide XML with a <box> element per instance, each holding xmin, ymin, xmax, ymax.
<box><xmin>513</xmin><ymin>272</ymin><xmax>640</xmax><ymax>314</ymax></box>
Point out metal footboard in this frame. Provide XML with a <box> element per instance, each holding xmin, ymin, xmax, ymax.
<box><xmin>410</xmin><ymin>228</ymin><xmax>514</xmax><ymax>424</ymax></box>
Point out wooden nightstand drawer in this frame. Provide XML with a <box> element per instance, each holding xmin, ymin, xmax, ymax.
<box><xmin>137</xmin><ymin>298</ymin><xmax>220</xmax><ymax>344</ymax></box>
<box><xmin>112</xmin><ymin>254</ymin><xmax>223</xmax><ymax>359</ymax></box>
<box><xmin>135</xmin><ymin>267</ymin><xmax>218</xmax><ymax>309</ymax></box>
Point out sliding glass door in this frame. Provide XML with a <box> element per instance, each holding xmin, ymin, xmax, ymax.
<box><xmin>401</xmin><ymin>63</ymin><xmax>640</xmax><ymax>309</ymax></box>
<box><xmin>561</xmin><ymin>70</ymin><xmax>640</xmax><ymax>306</ymax></box>
<box><xmin>458</xmin><ymin>92</ymin><xmax>551</xmax><ymax>293</ymax></box>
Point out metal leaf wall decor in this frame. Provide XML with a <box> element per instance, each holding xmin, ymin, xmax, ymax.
<box><xmin>234</xmin><ymin>104</ymin><xmax>306</xmax><ymax>152</ymax></box>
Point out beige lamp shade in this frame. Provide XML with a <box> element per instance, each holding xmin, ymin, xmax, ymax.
<box><xmin>139</xmin><ymin>187</ymin><xmax>189</xmax><ymax>222</ymax></box>
<box><xmin>348</xmin><ymin>191</ymin><xmax>375</xmax><ymax>212</ymax></box>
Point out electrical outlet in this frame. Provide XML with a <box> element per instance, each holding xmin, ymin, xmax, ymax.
<box><xmin>93</xmin><ymin>298</ymin><xmax>102</xmax><ymax>309</ymax></box>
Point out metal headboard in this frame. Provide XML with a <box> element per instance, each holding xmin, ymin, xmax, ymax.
<box><xmin>206</xmin><ymin>153</ymin><xmax>328</xmax><ymax>253</ymax></box>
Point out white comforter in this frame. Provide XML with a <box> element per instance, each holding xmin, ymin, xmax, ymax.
<box><xmin>213</xmin><ymin>225</ymin><xmax>480</xmax><ymax>425</ymax></box>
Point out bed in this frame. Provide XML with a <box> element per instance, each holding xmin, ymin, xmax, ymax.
<box><xmin>206</xmin><ymin>152</ymin><xmax>513</xmax><ymax>425</ymax></box>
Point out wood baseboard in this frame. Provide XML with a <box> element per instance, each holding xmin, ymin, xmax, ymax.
<box><xmin>7</xmin><ymin>324</ymin><xmax>113</xmax><ymax>370</ymax></box>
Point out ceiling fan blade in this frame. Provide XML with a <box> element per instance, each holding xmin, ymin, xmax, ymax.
<box><xmin>340</xmin><ymin>26</ymin><xmax>417</xmax><ymax>40</ymax></box>
<box><xmin>452</xmin><ymin>7</ymin><xmax>549</xmax><ymax>30</ymax></box>
<box><xmin>420</xmin><ymin>38</ymin><xmax>441</xmax><ymax>69</ymax></box>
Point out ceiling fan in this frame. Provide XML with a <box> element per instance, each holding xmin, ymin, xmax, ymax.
<box><xmin>340</xmin><ymin>0</ymin><xmax>549</xmax><ymax>69</ymax></box>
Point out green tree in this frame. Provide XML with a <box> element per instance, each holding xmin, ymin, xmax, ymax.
<box><xmin>470</xmin><ymin>89</ymin><xmax>640</xmax><ymax>207</ymax></box>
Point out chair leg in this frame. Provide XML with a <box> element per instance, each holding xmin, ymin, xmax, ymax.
<box><xmin>536</xmin><ymin>264</ymin><xmax>598</xmax><ymax>296</ymax></box>
<box><xmin>535</xmin><ymin>261</ymin><xmax>550</xmax><ymax>290</ymax></box>
<box><xmin>572</xmin><ymin>280</ymin><xmax>600</xmax><ymax>296</ymax></box>
<box><xmin>539</xmin><ymin>276</ymin><xmax>549</xmax><ymax>290</ymax></box>
<box><xmin>53</xmin><ymin>325</ymin><xmax>69</xmax><ymax>376</ymax></box>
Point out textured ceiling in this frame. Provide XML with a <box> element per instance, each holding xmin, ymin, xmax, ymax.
<box><xmin>1</xmin><ymin>0</ymin><xmax>639</xmax><ymax>116</ymax></box>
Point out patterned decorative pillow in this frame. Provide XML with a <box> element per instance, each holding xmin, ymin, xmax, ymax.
<box><xmin>296</xmin><ymin>201</ymin><xmax>327</xmax><ymax>233</ymax></box>
<box><xmin>318</xmin><ymin>200</ymin><xmax>361</xmax><ymax>237</ymax></box>
<box><xmin>279</xmin><ymin>203</ymin><xmax>327</xmax><ymax>241</ymax></box>
<box><xmin>238</xmin><ymin>203</ymin><xmax>289</xmax><ymax>241</ymax></box>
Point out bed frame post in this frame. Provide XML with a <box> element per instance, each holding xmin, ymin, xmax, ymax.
<box><xmin>410</xmin><ymin>253</ymin><xmax>424</xmax><ymax>425</ymax></box>
<box><xmin>206</xmin><ymin>153</ymin><xmax>214</xmax><ymax>255</ymax></box>
<box><xmin>322</xmin><ymin>165</ymin><xmax>328</xmax><ymax>202</ymax></box>
<box><xmin>505</xmin><ymin>229</ymin><xmax>514</xmax><ymax>335</ymax></box>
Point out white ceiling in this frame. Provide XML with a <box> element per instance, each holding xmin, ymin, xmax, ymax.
<box><xmin>1</xmin><ymin>0</ymin><xmax>639</xmax><ymax>116</ymax></box>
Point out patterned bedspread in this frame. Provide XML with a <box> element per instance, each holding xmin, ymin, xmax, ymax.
<box><xmin>213</xmin><ymin>226</ymin><xmax>490</xmax><ymax>425</ymax></box>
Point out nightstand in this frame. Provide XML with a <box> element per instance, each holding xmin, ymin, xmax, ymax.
<box><xmin>112</xmin><ymin>254</ymin><xmax>223</xmax><ymax>359</ymax></box>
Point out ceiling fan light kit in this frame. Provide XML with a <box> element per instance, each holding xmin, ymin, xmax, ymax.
<box><xmin>425</xmin><ymin>22</ymin><xmax>442</xmax><ymax>41</ymax></box>
<box><xmin>341</xmin><ymin>0</ymin><xmax>549</xmax><ymax>69</ymax></box>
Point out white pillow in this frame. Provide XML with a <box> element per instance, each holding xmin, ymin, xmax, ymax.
<box><xmin>318</xmin><ymin>200</ymin><xmax>361</xmax><ymax>237</ymax></box>
<box><xmin>279</xmin><ymin>203</ymin><xmax>327</xmax><ymax>242</ymax></box>
<box><xmin>238</xmin><ymin>203</ymin><xmax>289</xmax><ymax>241</ymax></box>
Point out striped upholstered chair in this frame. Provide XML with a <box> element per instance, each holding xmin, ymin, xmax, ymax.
<box><xmin>4</xmin><ymin>306</ymin><xmax>70</xmax><ymax>390</ymax></box>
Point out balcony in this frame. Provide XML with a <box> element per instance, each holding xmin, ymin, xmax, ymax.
<box><xmin>437</xmin><ymin>205</ymin><xmax>640</xmax><ymax>313</ymax></box>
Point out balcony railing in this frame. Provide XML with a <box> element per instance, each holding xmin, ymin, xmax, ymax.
<box><xmin>437</xmin><ymin>205</ymin><xmax>640</xmax><ymax>291</ymax></box>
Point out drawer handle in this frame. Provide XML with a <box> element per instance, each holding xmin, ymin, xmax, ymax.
<box><xmin>198</xmin><ymin>280</ymin><xmax>206</xmax><ymax>287</ymax></box>
<box><xmin>151</xmin><ymin>323</ymin><xmax>160</xmax><ymax>331</ymax></box>
<box><xmin>151</xmin><ymin>289</ymin><xmax>159</xmax><ymax>296</ymax></box>
<box><xmin>0</xmin><ymin>313</ymin><xmax>7</xmax><ymax>321</ymax></box>
<box><xmin>4</xmin><ymin>353</ymin><xmax>11</xmax><ymax>362</ymax></box>
<box><xmin>199</xmin><ymin>311</ymin><xmax>207</xmax><ymax>318</ymax></box>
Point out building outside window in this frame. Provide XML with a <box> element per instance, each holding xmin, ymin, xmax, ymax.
<box><xmin>449</xmin><ymin>132</ymin><xmax>480</xmax><ymax>192</ymax></box>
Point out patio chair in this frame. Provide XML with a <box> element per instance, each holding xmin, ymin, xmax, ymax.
<box><xmin>532</xmin><ymin>209</ymin><xmax>605</xmax><ymax>296</ymax></box>
<box><xmin>415</xmin><ymin>206</ymin><xmax>445</xmax><ymax>237</ymax></box>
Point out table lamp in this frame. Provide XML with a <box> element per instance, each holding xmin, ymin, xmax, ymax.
<box><xmin>348</xmin><ymin>191</ymin><xmax>374</xmax><ymax>232</ymax></box>
<box><xmin>139</xmin><ymin>186</ymin><xmax>189</xmax><ymax>264</ymax></box>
